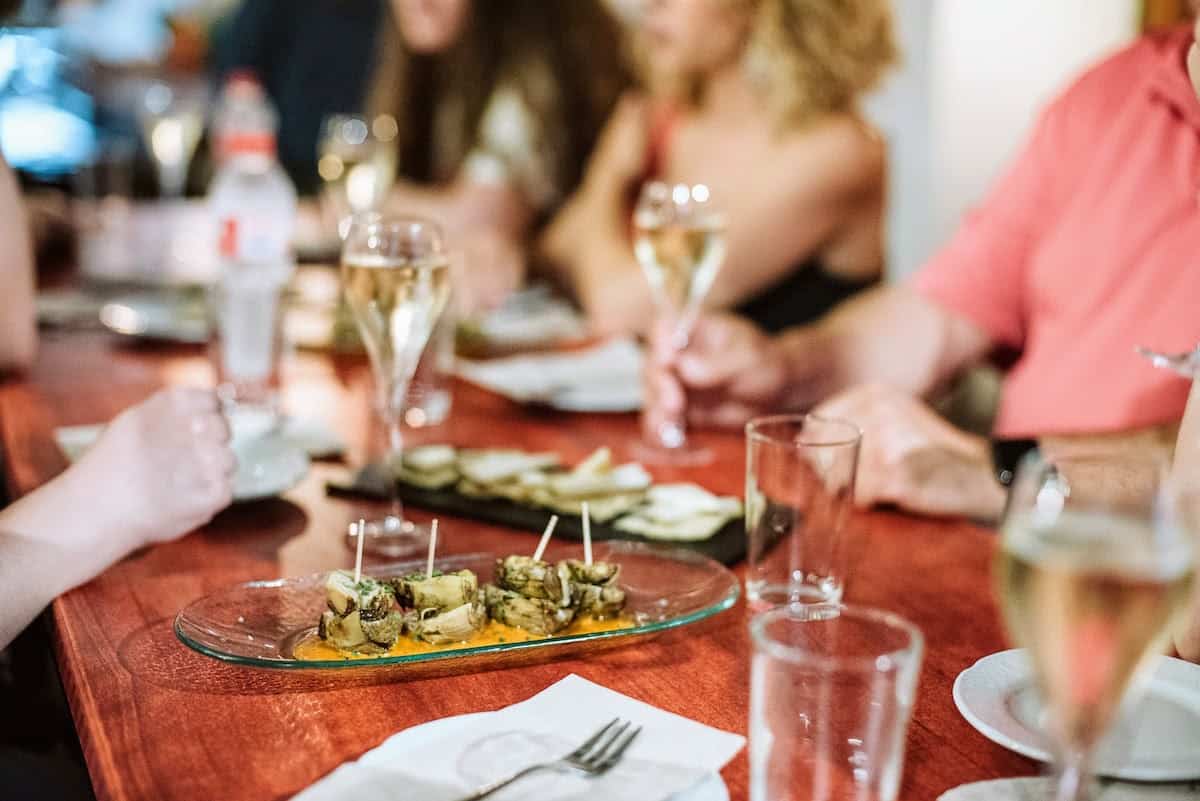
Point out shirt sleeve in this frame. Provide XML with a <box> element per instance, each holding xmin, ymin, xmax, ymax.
<box><xmin>913</xmin><ymin>100</ymin><xmax>1068</xmax><ymax>350</ymax></box>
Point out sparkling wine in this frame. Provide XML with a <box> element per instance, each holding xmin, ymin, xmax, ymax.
<box><xmin>633</xmin><ymin>219</ymin><xmax>725</xmax><ymax>317</ymax></box>
<box><xmin>342</xmin><ymin>254</ymin><xmax>452</xmax><ymax>409</ymax></box>
<box><xmin>998</xmin><ymin>512</ymin><xmax>1195</xmax><ymax>749</ymax></box>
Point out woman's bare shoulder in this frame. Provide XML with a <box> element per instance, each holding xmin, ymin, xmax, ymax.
<box><xmin>771</xmin><ymin>113</ymin><xmax>886</xmax><ymax>199</ymax></box>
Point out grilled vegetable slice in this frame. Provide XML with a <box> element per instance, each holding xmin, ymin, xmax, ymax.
<box><xmin>493</xmin><ymin>556</ymin><xmax>573</xmax><ymax>606</ymax></box>
<box><xmin>360</xmin><ymin>611</ymin><xmax>405</xmax><ymax>648</ymax></box>
<box><xmin>392</xmin><ymin>570</ymin><xmax>479</xmax><ymax>613</ymax></box>
<box><xmin>412</xmin><ymin>601</ymin><xmax>487</xmax><ymax>644</ymax></box>
<box><xmin>319</xmin><ymin>608</ymin><xmax>370</xmax><ymax>651</ymax></box>
<box><xmin>324</xmin><ymin>570</ymin><xmax>393</xmax><ymax>618</ymax></box>
<box><xmin>483</xmin><ymin>584</ymin><xmax>576</xmax><ymax>635</ymax></box>
<box><xmin>561</xmin><ymin>559</ymin><xmax>620</xmax><ymax>587</ymax></box>
<box><xmin>576</xmin><ymin>583</ymin><xmax>627</xmax><ymax>618</ymax></box>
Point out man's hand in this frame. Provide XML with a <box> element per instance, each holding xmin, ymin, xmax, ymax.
<box><xmin>814</xmin><ymin>383</ymin><xmax>1007</xmax><ymax>520</ymax></box>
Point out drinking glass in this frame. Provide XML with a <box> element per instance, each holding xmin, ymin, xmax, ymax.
<box><xmin>996</xmin><ymin>452</ymin><xmax>1197</xmax><ymax>800</ymax></box>
<box><xmin>633</xmin><ymin>181</ymin><xmax>725</xmax><ymax>465</ymax></box>
<box><xmin>74</xmin><ymin>136</ymin><xmax>135</xmax><ymax>282</ymax></box>
<box><xmin>750</xmin><ymin>604</ymin><xmax>924</xmax><ymax>801</ymax></box>
<box><xmin>341</xmin><ymin>213</ymin><xmax>452</xmax><ymax>554</ymax></box>
<box><xmin>139</xmin><ymin>80</ymin><xmax>206</xmax><ymax>199</ymax></box>
<box><xmin>318</xmin><ymin>114</ymin><xmax>398</xmax><ymax>228</ymax></box>
<box><xmin>745</xmin><ymin>414</ymin><xmax>861</xmax><ymax>609</ymax></box>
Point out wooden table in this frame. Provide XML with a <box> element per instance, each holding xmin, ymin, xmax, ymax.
<box><xmin>0</xmin><ymin>331</ymin><xmax>1036</xmax><ymax>800</ymax></box>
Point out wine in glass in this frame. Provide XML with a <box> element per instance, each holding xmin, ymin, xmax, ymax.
<box><xmin>341</xmin><ymin>214</ymin><xmax>452</xmax><ymax>555</ymax></box>
<box><xmin>633</xmin><ymin>181</ymin><xmax>725</xmax><ymax>465</ymax></box>
<box><xmin>996</xmin><ymin>453</ymin><xmax>1196</xmax><ymax>800</ymax></box>
<box><xmin>139</xmin><ymin>81</ymin><xmax>206</xmax><ymax>200</ymax></box>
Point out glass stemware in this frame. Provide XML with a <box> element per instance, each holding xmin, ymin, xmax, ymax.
<box><xmin>633</xmin><ymin>181</ymin><xmax>726</xmax><ymax>465</ymax></box>
<box><xmin>341</xmin><ymin>213</ymin><xmax>452</xmax><ymax>555</ymax></box>
<box><xmin>139</xmin><ymin>80</ymin><xmax>206</xmax><ymax>200</ymax></box>
<box><xmin>996</xmin><ymin>452</ymin><xmax>1196</xmax><ymax>800</ymax></box>
<box><xmin>318</xmin><ymin>114</ymin><xmax>398</xmax><ymax>228</ymax></box>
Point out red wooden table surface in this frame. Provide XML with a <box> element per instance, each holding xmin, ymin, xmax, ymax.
<box><xmin>0</xmin><ymin>331</ymin><xmax>1035</xmax><ymax>800</ymax></box>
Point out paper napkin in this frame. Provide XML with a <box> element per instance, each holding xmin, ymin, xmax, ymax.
<box><xmin>293</xmin><ymin>673</ymin><xmax>745</xmax><ymax>801</ymax></box>
<box><xmin>456</xmin><ymin>338</ymin><xmax>643</xmax><ymax>412</ymax></box>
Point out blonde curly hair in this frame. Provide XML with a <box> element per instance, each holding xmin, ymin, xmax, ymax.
<box><xmin>647</xmin><ymin>0</ymin><xmax>898</xmax><ymax>129</ymax></box>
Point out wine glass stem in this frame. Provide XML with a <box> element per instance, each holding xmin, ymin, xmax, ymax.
<box><xmin>384</xmin><ymin>412</ymin><xmax>406</xmax><ymax>522</ymax></box>
<box><xmin>1052</xmin><ymin>749</ymin><xmax>1091</xmax><ymax>801</ymax></box>
<box><xmin>645</xmin><ymin>330</ymin><xmax>689</xmax><ymax>450</ymax></box>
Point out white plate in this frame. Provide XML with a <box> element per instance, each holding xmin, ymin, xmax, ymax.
<box><xmin>231</xmin><ymin>434</ymin><xmax>310</xmax><ymax>502</ymax></box>
<box><xmin>100</xmin><ymin>293</ymin><xmax>209</xmax><ymax>344</ymax></box>
<box><xmin>364</xmin><ymin>712</ymin><xmax>729</xmax><ymax>801</ymax></box>
<box><xmin>953</xmin><ymin>649</ymin><xmax>1200</xmax><ymax>781</ymax></box>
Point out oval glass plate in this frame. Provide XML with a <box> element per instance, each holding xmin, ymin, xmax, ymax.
<box><xmin>175</xmin><ymin>541</ymin><xmax>739</xmax><ymax>670</ymax></box>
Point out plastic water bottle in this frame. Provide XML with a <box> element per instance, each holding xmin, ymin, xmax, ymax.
<box><xmin>207</xmin><ymin>85</ymin><xmax>296</xmax><ymax>433</ymax></box>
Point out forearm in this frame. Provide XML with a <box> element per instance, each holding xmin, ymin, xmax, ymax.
<box><xmin>0</xmin><ymin>157</ymin><xmax>36</xmax><ymax>372</ymax></box>
<box><xmin>385</xmin><ymin>179</ymin><xmax>530</xmax><ymax>240</ymax></box>
<box><xmin>781</xmin><ymin>286</ymin><xmax>988</xmax><ymax>405</ymax></box>
<box><xmin>540</xmin><ymin>177</ymin><xmax>651</xmax><ymax>335</ymax></box>
<box><xmin>0</xmin><ymin>471</ymin><xmax>135</xmax><ymax>649</ymax></box>
<box><xmin>1174</xmin><ymin>378</ymin><xmax>1200</xmax><ymax>484</ymax></box>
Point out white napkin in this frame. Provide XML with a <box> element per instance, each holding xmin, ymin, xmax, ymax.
<box><xmin>470</xmin><ymin>285</ymin><xmax>587</xmax><ymax>349</ymax></box>
<box><xmin>293</xmin><ymin>674</ymin><xmax>745</xmax><ymax>801</ymax></box>
<box><xmin>939</xmin><ymin>779</ymin><xmax>1200</xmax><ymax>800</ymax></box>
<box><xmin>456</xmin><ymin>338</ymin><xmax>643</xmax><ymax>412</ymax></box>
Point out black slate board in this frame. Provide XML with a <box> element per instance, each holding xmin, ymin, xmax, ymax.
<box><xmin>326</xmin><ymin>465</ymin><xmax>746</xmax><ymax>566</ymax></box>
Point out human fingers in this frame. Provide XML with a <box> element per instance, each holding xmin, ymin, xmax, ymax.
<box><xmin>676</xmin><ymin>319</ymin><xmax>766</xmax><ymax>390</ymax></box>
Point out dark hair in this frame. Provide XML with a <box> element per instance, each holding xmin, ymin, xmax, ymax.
<box><xmin>369</xmin><ymin>0</ymin><xmax>629</xmax><ymax>206</ymax></box>
<box><xmin>0</xmin><ymin>0</ymin><xmax>22</xmax><ymax>19</ymax></box>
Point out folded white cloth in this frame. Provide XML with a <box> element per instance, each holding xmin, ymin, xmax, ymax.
<box><xmin>939</xmin><ymin>779</ymin><xmax>1200</xmax><ymax>800</ymax></box>
<box><xmin>293</xmin><ymin>674</ymin><xmax>745</xmax><ymax>801</ymax></box>
<box><xmin>456</xmin><ymin>338</ymin><xmax>643</xmax><ymax>413</ymax></box>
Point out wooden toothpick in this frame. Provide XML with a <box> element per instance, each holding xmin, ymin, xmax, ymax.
<box><xmin>532</xmin><ymin>515</ymin><xmax>559</xmax><ymax>562</ymax></box>
<box><xmin>582</xmin><ymin>501</ymin><xmax>593</xmax><ymax>566</ymax></box>
<box><xmin>426</xmin><ymin>519</ymin><xmax>439</xmax><ymax>579</ymax></box>
<box><xmin>353</xmin><ymin>518</ymin><xmax>366</xmax><ymax>583</ymax></box>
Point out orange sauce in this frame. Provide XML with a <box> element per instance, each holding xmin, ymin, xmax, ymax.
<box><xmin>292</xmin><ymin>615</ymin><xmax>632</xmax><ymax>662</ymax></box>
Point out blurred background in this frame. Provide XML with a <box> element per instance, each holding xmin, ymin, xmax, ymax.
<box><xmin>0</xmin><ymin>0</ymin><xmax>1181</xmax><ymax>279</ymax></box>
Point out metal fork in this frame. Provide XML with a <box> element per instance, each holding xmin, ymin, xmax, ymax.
<box><xmin>455</xmin><ymin>717</ymin><xmax>642</xmax><ymax>801</ymax></box>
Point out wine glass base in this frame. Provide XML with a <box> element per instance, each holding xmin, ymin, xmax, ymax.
<box><xmin>629</xmin><ymin>440</ymin><xmax>714</xmax><ymax>467</ymax></box>
<box><xmin>345</xmin><ymin>515</ymin><xmax>431</xmax><ymax>559</ymax></box>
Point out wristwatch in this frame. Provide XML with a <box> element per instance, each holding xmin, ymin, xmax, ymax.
<box><xmin>990</xmin><ymin>438</ymin><xmax>1037</xmax><ymax>488</ymax></box>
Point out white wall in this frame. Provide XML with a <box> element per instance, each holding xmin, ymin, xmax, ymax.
<box><xmin>868</xmin><ymin>0</ymin><xmax>1140</xmax><ymax>279</ymax></box>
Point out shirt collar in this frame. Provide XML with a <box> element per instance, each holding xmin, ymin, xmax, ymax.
<box><xmin>1146</xmin><ymin>25</ymin><xmax>1200</xmax><ymax>134</ymax></box>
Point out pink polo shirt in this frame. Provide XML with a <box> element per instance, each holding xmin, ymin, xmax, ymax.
<box><xmin>915</xmin><ymin>28</ymin><xmax>1200</xmax><ymax>438</ymax></box>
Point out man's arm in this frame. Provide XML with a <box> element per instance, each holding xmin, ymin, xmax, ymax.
<box><xmin>0</xmin><ymin>154</ymin><xmax>35</xmax><ymax>372</ymax></box>
<box><xmin>1172</xmin><ymin>378</ymin><xmax>1200</xmax><ymax>662</ymax></box>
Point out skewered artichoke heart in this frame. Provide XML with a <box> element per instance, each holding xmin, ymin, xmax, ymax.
<box><xmin>319</xmin><ymin>609</ymin><xmax>370</xmax><ymax>651</ymax></box>
<box><xmin>413</xmin><ymin>601</ymin><xmax>486</xmax><ymax>644</ymax></box>
<box><xmin>392</xmin><ymin>570</ymin><xmax>479</xmax><ymax>613</ymax></box>
<box><xmin>484</xmin><ymin>584</ymin><xmax>576</xmax><ymax>636</ymax></box>
<box><xmin>360</xmin><ymin>611</ymin><xmax>405</xmax><ymax>648</ymax></box>
<box><xmin>561</xmin><ymin>559</ymin><xmax>625</xmax><ymax>617</ymax></box>
<box><xmin>324</xmin><ymin>569</ymin><xmax>391</xmax><ymax>617</ymax></box>
<box><xmin>494</xmin><ymin>556</ymin><xmax>573</xmax><ymax>606</ymax></box>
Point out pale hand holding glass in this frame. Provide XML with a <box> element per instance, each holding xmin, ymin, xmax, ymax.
<box><xmin>341</xmin><ymin>214</ymin><xmax>452</xmax><ymax>554</ymax></box>
<box><xmin>997</xmin><ymin>453</ymin><xmax>1197</xmax><ymax>801</ymax></box>
<box><xmin>633</xmin><ymin>181</ymin><xmax>725</xmax><ymax>465</ymax></box>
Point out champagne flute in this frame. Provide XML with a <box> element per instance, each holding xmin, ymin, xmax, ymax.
<box><xmin>633</xmin><ymin>181</ymin><xmax>726</xmax><ymax>465</ymax></box>
<box><xmin>996</xmin><ymin>452</ymin><xmax>1196</xmax><ymax>800</ymax></box>
<box><xmin>318</xmin><ymin>114</ymin><xmax>398</xmax><ymax>229</ymax></box>
<box><xmin>341</xmin><ymin>214</ymin><xmax>452</xmax><ymax>554</ymax></box>
<box><xmin>139</xmin><ymin>80</ymin><xmax>206</xmax><ymax>200</ymax></box>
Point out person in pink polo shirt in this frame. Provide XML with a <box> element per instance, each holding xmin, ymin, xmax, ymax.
<box><xmin>645</xmin><ymin>23</ymin><xmax>1200</xmax><ymax>523</ymax></box>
